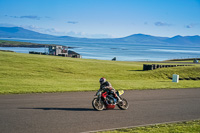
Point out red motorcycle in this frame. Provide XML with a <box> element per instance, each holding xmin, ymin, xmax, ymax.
<box><xmin>92</xmin><ymin>90</ymin><xmax>129</xmax><ymax>111</ymax></box>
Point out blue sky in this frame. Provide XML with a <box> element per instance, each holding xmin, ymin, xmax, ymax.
<box><xmin>0</xmin><ymin>0</ymin><xmax>200</xmax><ymax>38</ymax></box>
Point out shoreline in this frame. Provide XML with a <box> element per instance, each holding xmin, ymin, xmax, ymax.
<box><xmin>0</xmin><ymin>40</ymin><xmax>77</xmax><ymax>48</ymax></box>
<box><xmin>1</xmin><ymin>39</ymin><xmax>200</xmax><ymax>62</ymax></box>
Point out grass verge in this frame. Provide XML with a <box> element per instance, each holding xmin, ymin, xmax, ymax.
<box><xmin>98</xmin><ymin>120</ymin><xmax>200</xmax><ymax>133</ymax></box>
<box><xmin>0</xmin><ymin>51</ymin><xmax>200</xmax><ymax>94</ymax></box>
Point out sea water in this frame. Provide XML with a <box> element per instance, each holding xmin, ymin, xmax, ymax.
<box><xmin>0</xmin><ymin>38</ymin><xmax>200</xmax><ymax>61</ymax></box>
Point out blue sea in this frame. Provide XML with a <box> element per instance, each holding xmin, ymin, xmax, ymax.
<box><xmin>1</xmin><ymin>38</ymin><xmax>200</xmax><ymax>61</ymax></box>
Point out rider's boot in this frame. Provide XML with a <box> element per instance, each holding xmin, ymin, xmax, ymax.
<box><xmin>115</xmin><ymin>94</ymin><xmax>122</xmax><ymax>102</ymax></box>
<box><xmin>117</xmin><ymin>96</ymin><xmax>122</xmax><ymax>102</ymax></box>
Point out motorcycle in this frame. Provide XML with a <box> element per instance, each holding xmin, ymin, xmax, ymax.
<box><xmin>92</xmin><ymin>90</ymin><xmax>129</xmax><ymax>111</ymax></box>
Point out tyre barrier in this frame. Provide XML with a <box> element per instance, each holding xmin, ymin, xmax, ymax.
<box><xmin>143</xmin><ymin>64</ymin><xmax>193</xmax><ymax>71</ymax></box>
<box><xmin>168</xmin><ymin>77</ymin><xmax>200</xmax><ymax>81</ymax></box>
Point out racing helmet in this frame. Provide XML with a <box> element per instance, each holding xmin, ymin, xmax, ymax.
<box><xmin>99</xmin><ymin>77</ymin><xmax>106</xmax><ymax>84</ymax></box>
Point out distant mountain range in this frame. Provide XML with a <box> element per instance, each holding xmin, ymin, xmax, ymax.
<box><xmin>0</xmin><ymin>27</ymin><xmax>200</xmax><ymax>45</ymax></box>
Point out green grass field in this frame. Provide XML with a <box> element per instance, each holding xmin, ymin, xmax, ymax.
<box><xmin>98</xmin><ymin>120</ymin><xmax>200</xmax><ymax>133</ymax></box>
<box><xmin>0</xmin><ymin>51</ymin><xmax>200</xmax><ymax>94</ymax></box>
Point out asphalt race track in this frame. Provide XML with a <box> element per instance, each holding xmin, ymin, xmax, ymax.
<box><xmin>0</xmin><ymin>88</ymin><xmax>200</xmax><ymax>133</ymax></box>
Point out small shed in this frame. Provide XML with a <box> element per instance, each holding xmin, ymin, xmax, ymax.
<box><xmin>193</xmin><ymin>59</ymin><xmax>199</xmax><ymax>63</ymax></box>
<box><xmin>68</xmin><ymin>50</ymin><xmax>82</xmax><ymax>58</ymax></box>
<box><xmin>112</xmin><ymin>57</ymin><xmax>116</xmax><ymax>61</ymax></box>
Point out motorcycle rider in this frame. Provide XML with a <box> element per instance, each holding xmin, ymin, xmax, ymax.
<box><xmin>98</xmin><ymin>77</ymin><xmax>121</xmax><ymax>103</ymax></box>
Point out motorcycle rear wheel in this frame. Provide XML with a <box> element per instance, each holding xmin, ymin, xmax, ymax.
<box><xmin>117</xmin><ymin>98</ymin><xmax>129</xmax><ymax>110</ymax></box>
<box><xmin>92</xmin><ymin>98</ymin><xmax>105</xmax><ymax>111</ymax></box>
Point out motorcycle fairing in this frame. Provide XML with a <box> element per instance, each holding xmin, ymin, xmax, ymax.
<box><xmin>106</xmin><ymin>104</ymin><xmax>115</xmax><ymax>109</ymax></box>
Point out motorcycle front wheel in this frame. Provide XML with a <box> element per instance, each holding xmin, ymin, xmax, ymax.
<box><xmin>117</xmin><ymin>98</ymin><xmax>129</xmax><ymax>110</ymax></box>
<box><xmin>92</xmin><ymin>98</ymin><xmax>105</xmax><ymax>111</ymax></box>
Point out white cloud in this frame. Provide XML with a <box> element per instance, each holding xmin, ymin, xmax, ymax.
<box><xmin>154</xmin><ymin>21</ymin><xmax>172</xmax><ymax>26</ymax></box>
<box><xmin>20</xmin><ymin>15</ymin><xmax>41</xmax><ymax>20</ymax></box>
<box><xmin>21</xmin><ymin>25</ymin><xmax>65</xmax><ymax>36</ymax></box>
<box><xmin>20</xmin><ymin>25</ymin><xmax>113</xmax><ymax>38</ymax></box>
<box><xmin>4</xmin><ymin>15</ymin><xmax>51</xmax><ymax>20</ymax></box>
<box><xmin>67</xmin><ymin>21</ymin><xmax>78</xmax><ymax>24</ymax></box>
<box><xmin>185</xmin><ymin>23</ymin><xmax>199</xmax><ymax>28</ymax></box>
<box><xmin>65</xmin><ymin>31</ymin><xmax>113</xmax><ymax>38</ymax></box>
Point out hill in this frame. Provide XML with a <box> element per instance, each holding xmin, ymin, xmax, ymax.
<box><xmin>120</xmin><ymin>34</ymin><xmax>168</xmax><ymax>44</ymax></box>
<box><xmin>0</xmin><ymin>27</ymin><xmax>200</xmax><ymax>45</ymax></box>
<box><xmin>0</xmin><ymin>27</ymin><xmax>57</xmax><ymax>39</ymax></box>
<box><xmin>165</xmin><ymin>35</ymin><xmax>200</xmax><ymax>45</ymax></box>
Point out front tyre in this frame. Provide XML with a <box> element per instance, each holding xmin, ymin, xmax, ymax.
<box><xmin>117</xmin><ymin>98</ymin><xmax>129</xmax><ymax>110</ymax></box>
<box><xmin>92</xmin><ymin>98</ymin><xmax>105</xmax><ymax>111</ymax></box>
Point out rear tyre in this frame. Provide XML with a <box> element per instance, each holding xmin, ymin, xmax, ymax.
<box><xmin>92</xmin><ymin>98</ymin><xmax>105</xmax><ymax>111</ymax></box>
<box><xmin>117</xmin><ymin>98</ymin><xmax>129</xmax><ymax>110</ymax></box>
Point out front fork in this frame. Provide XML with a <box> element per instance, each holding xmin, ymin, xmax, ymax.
<box><xmin>98</xmin><ymin>95</ymin><xmax>102</xmax><ymax>104</ymax></box>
